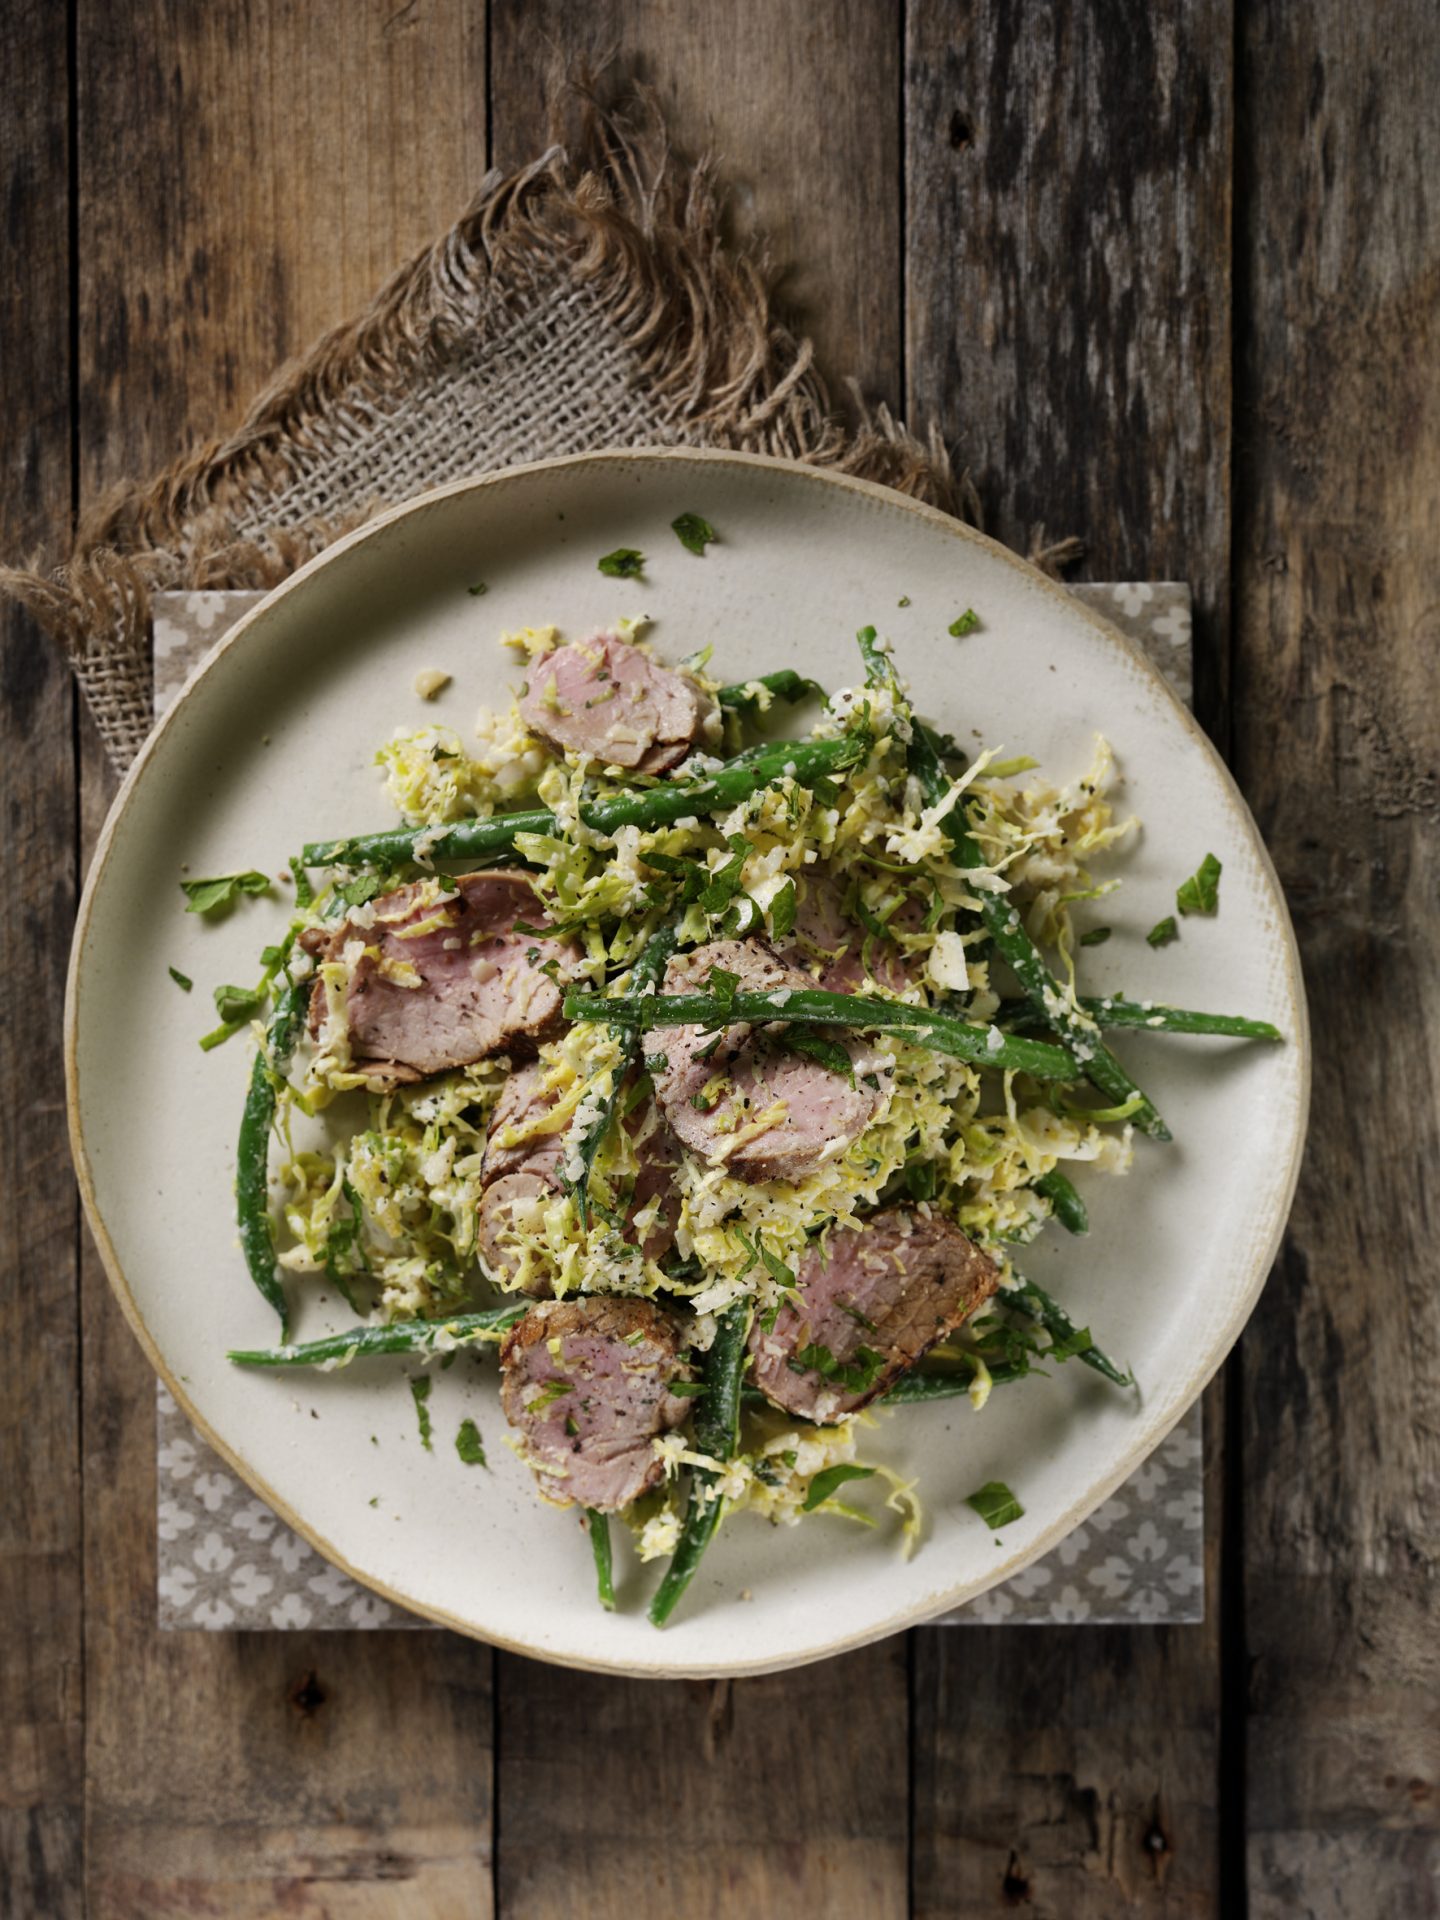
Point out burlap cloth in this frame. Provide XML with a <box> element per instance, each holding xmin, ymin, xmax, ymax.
<box><xmin>1</xmin><ymin>83</ymin><xmax>1082</xmax><ymax>767</ymax></box>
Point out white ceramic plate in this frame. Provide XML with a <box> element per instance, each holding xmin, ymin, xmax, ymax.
<box><xmin>68</xmin><ymin>450</ymin><xmax>1308</xmax><ymax>1676</ymax></box>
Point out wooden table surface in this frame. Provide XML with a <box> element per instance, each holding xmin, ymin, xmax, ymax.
<box><xmin>3</xmin><ymin>4</ymin><xmax>1436</xmax><ymax>1915</ymax></box>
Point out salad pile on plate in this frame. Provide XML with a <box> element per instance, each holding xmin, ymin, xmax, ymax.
<box><xmin>204</xmin><ymin>569</ymin><xmax>1279</xmax><ymax>1625</ymax></box>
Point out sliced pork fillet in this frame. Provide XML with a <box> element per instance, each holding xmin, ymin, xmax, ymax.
<box><xmin>478</xmin><ymin>1169</ymin><xmax>557</xmax><ymax>1295</ymax></box>
<box><xmin>777</xmin><ymin>866</ymin><xmax>921</xmax><ymax>995</ymax></box>
<box><xmin>750</xmin><ymin>1210</ymin><xmax>1000</xmax><ymax>1422</ymax></box>
<box><xmin>518</xmin><ymin>631</ymin><xmax>718</xmax><ymax>774</ymax></box>
<box><xmin>307</xmin><ymin>871</ymin><xmax>572</xmax><ymax>1086</ymax></box>
<box><xmin>648</xmin><ymin>939</ymin><xmax>889</xmax><ymax>1185</ymax></box>
<box><xmin>478</xmin><ymin>1063</ymin><xmax>680</xmax><ymax>1290</ymax></box>
<box><xmin>478</xmin><ymin>1062</ymin><xmax>565</xmax><ymax>1292</ymax></box>
<box><xmin>482</xmin><ymin>1061</ymin><xmax>567</xmax><ymax>1185</ymax></box>
<box><xmin>500</xmin><ymin>1296</ymin><xmax>692</xmax><ymax>1510</ymax></box>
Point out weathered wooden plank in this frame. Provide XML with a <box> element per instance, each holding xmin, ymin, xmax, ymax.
<box><xmin>0</xmin><ymin>5</ymin><xmax>81</xmax><ymax>1916</ymax></box>
<box><xmin>905</xmin><ymin>0</ymin><xmax>1233</xmax><ymax>718</ymax></box>
<box><xmin>489</xmin><ymin>0</ymin><xmax>904</xmax><ymax>412</ymax></box>
<box><xmin>488</xmin><ymin>11</ymin><xmax>909</xmax><ymax>1917</ymax></box>
<box><xmin>905</xmin><ymin>6</ymin><xmax>1234</xmax><ymax>1911</ymax></box>
<box><xmin>496</xmin><ymin>1644</ymin><xmax>910</xmax><ymax>1919</ymax></box>
<box><xmin>1233</xmin><ymin>5</ymin><xmax>1440</xmax><ymax>1913</ymax></box>
<box><xmin>74</xmin><ymin>6</ymin><xmax>494</xmax><ymax>1914</ymax></box>
<box><xmin>913</xmin><ymin>1398</ymin><xmax>1225</xmax><ymax>1915</ymax></box>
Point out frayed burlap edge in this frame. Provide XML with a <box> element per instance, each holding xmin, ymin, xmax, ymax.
<box><xmin>0</xmin><ymin>82</ymin><xmax>1074</xmax><ymax>770</ymax></box>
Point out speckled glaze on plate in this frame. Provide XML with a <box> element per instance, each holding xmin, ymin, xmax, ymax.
<box><xmin>67</xmin><ymin>450</ymin><xmax>1308</xmax><ymax>1677</ymax></box>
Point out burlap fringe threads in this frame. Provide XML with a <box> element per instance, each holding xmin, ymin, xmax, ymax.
<box><xmin>1</xmin><ymin>87</ymin><xmax>1073</xmax><ymax>770</ymax></box>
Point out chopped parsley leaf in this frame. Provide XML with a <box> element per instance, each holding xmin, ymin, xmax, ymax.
<box><xmin>698</xmin><ymin>834</ymin><xmax>754</xmax><ymax>915</ymax></box>
<box><xmin>337</xmin><ymin>871</ymin><xmax>385</xmax><ymax>909</ymax></box>
<box><xmin>707</xmin><ymin>964</ymin><xmax>741</xmax><ymax>1012</ymax></box>
<box><xmin>408</xmin><ymin>1376</ymin><xmax>434</xmax><ymax>1451</ymax></box>
<box><xmin>180</xmin><ymin>870</ymin><xmax>270</xmax><ymax>915</ymax></box>
<box><xmin>168</xmin><ymin>966</ymin><xmax>193</xmax><ymax>992</ymax></box>
<box><xmin>455</xmin><ymin>1418</ymin><xmax>487</xmax><ymax>1466</ymax></box>
<box><xmin>643</xmin><ymin>1052</ymin><xmax>669</xmax><ymax>1073</ymax></box>
<box><xmin>668</xmin><ymin>1379</ymin><xmax>707</xmax><ymax>1396</ymax></box>
<box><xmin>1079</xmin><ymin>926</ymin><xmax>1112</xmax><ymax>947</ymax></box>
<box><xmin>948</xmin><ymin>608</ymin><xmax>981</xmax><ymax>638</ymax></box>
<box><xmin>212</xmin><ymin>982</ymin><xmax>266</xmax><ymax>1024</ymax></box>
<box><xmin>769</xmin><ymin>878</ymin><xmax>798</xmax><ymax>941</ymax></box>
<box><xmin>897</xmin><ymin>595</ymin><xmax>911</xmax><ymax>607</ymax></box>
<box><xmin>1176</xmin><ymin>851</ymin><xmax>1223</xmax><ymax>917</ymax></box>
<box><xmin>803</xmin><ymin>1464</ymin><xmax>876</xmax><ymax>1512</ymax></box>
<box><xmin>789</xmin><ymin>1341</ymin><xmax>886</xmax><ymax>1396</ymax></box>
<box><xmin>597</xmin><ymin>547</ymin><xmax>644</xmax><ymax>579</ymax></box>
<box><xmin>783</xmin><ymin>1027</ymin><xmax>855</xmax><ymax>1085</ymax></box>
<box><xmin>966</xmin><ymin>1480</ymin><xmax>1024</xmax><ymax>1530</ymax></box>
<box><xmin>1147</xmin><ymin>915</ymin><xmax>1180</xmax><ymax>948</ymax></box>
<box><xmin>733</xmin><ymin>1226</ymin><xmax>796</xmax><ymax>1294</ymax></box>
<box><xmin>466</xmin><ymin>581</ymin><xmax>488</xmax><ymax>596</ymax></box>
<box><xmin>671</xmin><ymin>512</ymin><xmax>717</xmax><ymax>556</ymax></box>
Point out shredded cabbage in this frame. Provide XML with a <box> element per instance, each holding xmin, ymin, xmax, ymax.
<box><xmin>268</xmin><ymin>621</ymin><xmax>1146</xmax><ymax>1553</ymax></box>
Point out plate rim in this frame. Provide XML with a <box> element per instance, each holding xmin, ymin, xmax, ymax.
<box><xmin>65</xmin><ymin>445</ymin><xmax>1310</xmax><ymax>1675</ymax></box>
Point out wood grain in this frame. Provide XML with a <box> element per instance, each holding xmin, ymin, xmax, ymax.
<box><xmin>0</xmin><ymin>5</ymin><xmax>80</xmax><ymax>1917</ymax></box>
<box><xmin>905</xmin><ymin>7</ymin><xmax>1234</xmax><ymax>1912</ymax></box>
<box><xmin>1232</xmin><ymin>4</ymin><xmax>1440</xmax><ymax>1912</ymax></box>
<box><xmin>74</xmin><ymin>6</ymin><xmax>494</xmax><ymax>1915</ymax></box>
<box><xmin>905</xmin><ymin>0</ymin><xmax>1234</xmax><ymax>719</ymax></box>
<box><xmin>488</xmin><ymin>12</ymin><xmax>911</xmax><ymax>1917</ymax></box>
<box><xmin>497</xmin><ymin>1646</ymin><xmax>909</xmax><ymax>1919</ymax></box>
<box><xmin>913</xmin><ymin>1413</ymin><xmax>1225</xmax><ymax>1916</ymax></box>
<box><xmin>8</xmin><ymin>0</ymin><xmax>1435</xmax><ymax>1909</ymax></box>
<box><xmin>489</xmin><ymin>0</ymin><xmax>904</xmax><ymax>415</ymax></box>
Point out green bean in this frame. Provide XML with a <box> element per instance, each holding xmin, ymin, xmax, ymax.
<box><xmin>649</xmin><ymin>1300</ymin><xmax>751</xmax><ymax>1628</ymax></box>
<box><xmin>302</xmin><ymin>734</ymin><xmax>866</xmax><ymax>868</ymax></box>
<box><xmin>908</xmin><ymin>721</ymin><xmax>1172</xmax><ymax>1141</ymax></box>
<box><xmin>717</xmin><ymin>670</ymin><xmax>824</xmax><ymax>713</ymax></box>
<box><xmin>566</xmin><ymin>924</ymin><xmax>679</xmax><ymax>1229</ymax></box>
<box><xmin>849</xmin><ymin>627</ymin><xmax>1168</xmax><ymax>1138</ymax></box>
<box><xmin>234</xmin><ymin>978</ymin><xmax>308</xmax><ymax>1338</ymax></box>
<box><xmin>1009</xmin><ymin>1275</ymin><xmax>1132</xmax><ymax>1388</ymax></box>
<box><xmin>856</xmin><ymin>623</ymin><xmax>898</xmax><ymax>692</ymax></box>
<box><xmin>587</xmin><ymin>1510</ymin><xmax>616</xmax><ymax>1612</ymax></box>
<box><xmin>565</xmin><ymin>985</ymin><xmax>1082</xmax><ymax>1081</ymax></box>
<box><xmin>1034</xmin><ymin>1168</ymin><xmax>1089</xmax><ymax>1235</ymax></box>
<box><xmin>228</xmin><ymin>1303</ymin><xmax>528</xmax><ymax>1368</ymax></box>
<box><xmin>882</xmin><ymin>1363</ymin><xmax>1024</xmax><ymax>1402</ymax></box>
<box><xmin>1005</xmin><ymin>995</ymin><xmax>1282</xmax><ymax>1042</ymax></box>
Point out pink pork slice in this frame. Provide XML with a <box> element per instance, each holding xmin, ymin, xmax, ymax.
<box><xmin>518</xmin><ymin>631</ymin><xmax>717</xmax><ymax>774</ymax></box>
<box><xmin>500</xmin><ymin>1296</ymin><xmax>693</xmax><ymax>1511</ymax></box>
<box><xmin>477</xmin><ymin>1064</ymin><xmax>680</xmax><ymax>1291</ymax></box>
<box><xmin>308</xmin><ymin>871</ymin><xmax>572</xmax><ymax>1087</ymax></box>
<box><xmin>648</xmin><ymin>939</ymin><xmax>888</xmax><ymax>1185</ymax></box>
<box><xmin>749</xmin><ymin>1210</ymin><xmax>1000</xmax><ymax>1422</ymax></box>
<box><xmin>777</xmin><ymin>865</ymin><xmax>922</xmax><ymax>995</ymax></box>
